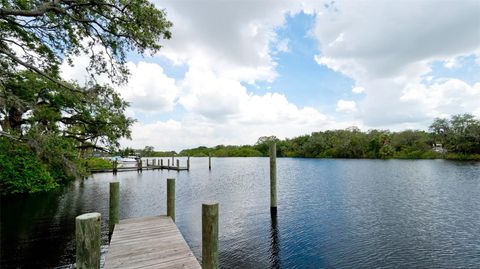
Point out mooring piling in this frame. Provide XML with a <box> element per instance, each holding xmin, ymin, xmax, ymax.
<box><xmin>176</xmin><ymin>159</ymin><xmax>180</xmax><ymax>171</ymax></box>
<box><xmin>209</xmin><ymin>154</ymin><xmax>212</xmax><ymax>170</ymax></box>
<box><xmin>187</xmin><ymin>156</ymin><xmax>190</xmax><ymax>170</ymax></box>
<box><xmin>113</xmin><ymin>160</ymin><xmax>118</xmax><ymax>175</ymax></box>
<box><xmin>167</xmin><ymin>178</ymin><xmax>175</xmax><ymax>222</ymax></box>
<box><xmin>76</xmin><ymin>212</ymin><xmax>101</xmax><ymax>269</ymax></box>
<box><xmin>109</xmin><ymin>182</ymin><xmax>120</xmax><ymax>237</ymax></box>
<box><xmin>270</xmin><ymin>142</ymin><xmax>277</xmax><ymax>212</ymax></box>
<box><xmin>202</xmin><ymin>203</ymin><xmax>219</xmax><ymax>269</ymax></box>
<box><xmin>161</xmin><ymin>159</ymin><xmax>164</xmax><ymax>167</ymax></box>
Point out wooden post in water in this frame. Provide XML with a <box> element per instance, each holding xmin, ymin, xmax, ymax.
<box><xmin>187</xmin><ymin>156</ymin><xmax>190</xmax><ymax>170</ymax></box>
<box><xmin>76</xmin><ymin>212</ymin><xmax>101</xmax><ymax>269</ymax></box>
<box><xmin>113</xmin><ymin>160</ymin><xmax>118</xmax><ymax>175</ymax></box>
<box><xmin>208</xmin><ymin>154</ymin><xmax>212</xmax><ymax>170</ymax></box>
<box><xmin>176</xmin><ymin>159</ymin><xmax>180</xmax><ymax>171</ymax></box>
<box><xmin>161</xmin><ymin>159</ymin><xmax>164</xmax><ymax>167</ymax></box>
<box><xmin>167</xmin><ymin>178</ymin><xmax>175</xmax><ymax>222</ymax></box>
<box><xmin>172</xmin><ymin>155</ymin><xmax>174</xmax><ymax>164</ymax></box>
<box><xmin>109</xmin><ymin>182</ymin><xmax>119</xmax><ymax>237</ymax></box>
<box><xmin>167</xmin><ymin>159</ymin><xmax>170</xmax><ymax>168</ymax></box>
<box><xmin>202</xmin><ymin>203</ymin><xmax>219</xmax><ymax>269</ymax></box>
<box><xmin>270</xmin><ymin>143</ymin><xmax>277</xmax><ymax>213</ymax></box>
<box><xmin>146</xmin><ymin>159</ymin><xmax>149</xmax><ymax>166</ymax></box>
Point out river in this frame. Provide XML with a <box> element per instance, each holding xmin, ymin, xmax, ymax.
<box><xmin>1</xmin><ymin>158</ymin><xmax>479</xmax><ymax>268</ymax></box>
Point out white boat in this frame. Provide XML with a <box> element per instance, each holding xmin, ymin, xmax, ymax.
<box><xmin>109</xmin><ymin>156</ymin><xmax>138</xmax><ymax>163</ymax></box>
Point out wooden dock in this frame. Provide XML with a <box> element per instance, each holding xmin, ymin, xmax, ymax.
<box><xmin>104</xmin><ymin>215</ymin><xmax>201</xmax><ymax>269</ymax></box>
<box><xmin>89</xmin><ymin>165</ymin><xmax>189</xmax><ymax>173</ymax></box>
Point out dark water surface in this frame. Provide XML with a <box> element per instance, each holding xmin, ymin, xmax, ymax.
<box><xmin>1</xmin><ymin>158</ymin><xmax>479</xmax><ymax>268</ymax></box>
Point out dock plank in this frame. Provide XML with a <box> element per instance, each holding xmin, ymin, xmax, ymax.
<box><xmin>104</xmin><ymin>216</ymin><xmax>201</xmax><ymax>269</ymax></box>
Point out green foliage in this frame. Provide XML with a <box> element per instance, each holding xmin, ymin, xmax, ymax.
<box><xmin>1</xmin><ymin>71</ymin><xmax>134</xmax><ymax>152</ymax></box>
<box><xmin>0</xmin><ymin>137</ymin><xmax>58</xmax><ymax>194</ymax></box>
<box><xmin>1</xmin><ymin>0</ymin><xmax>172</xmax><ymax>85</ymax></box>
<box><xmin>174</xmin><ymin>114</ymin><xmax>479</xmax><ymax>160</ymax></box>
<box><xmin>83</xmin><ymin>158</ymin><xmax>112</xmax><ymax>170</ymax></box>
<box><xmin>0</xmin><ymin>71</ymin><xmax>134</xmax><ymax>194</ymax></box>
<box><xmin>430</xmin><ymin>114</ymin><xmax>480</xmax><ymax>154</ymax></box>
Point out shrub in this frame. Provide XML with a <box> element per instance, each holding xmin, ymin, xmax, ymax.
<box><xmin>0</xmin><ymin>138</ymin><xmax>58</xmax><ymax>195</ymax></box>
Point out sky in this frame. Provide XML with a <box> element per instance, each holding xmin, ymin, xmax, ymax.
<box><xmin>61</xmin><ymin>0</ymin><xmax>480</xmax><ymax>151</ymax></box>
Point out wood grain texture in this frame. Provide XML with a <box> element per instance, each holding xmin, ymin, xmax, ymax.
<box><xmin>104</xmin><ymin>215</ymin><xmax>200</xmax><ymax>269</ymax></box>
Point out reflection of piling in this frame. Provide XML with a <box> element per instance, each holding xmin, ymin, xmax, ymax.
<box><xmin>202</xmin><ymin>203</ymin><xmax>219</xmax><ymax>269</ymax></box>
<box><xmin>208</xmin><ymin>154</ymin><xmax>212</xmax><ymax>170</ymax></box>
<box><xmin>269</xmin><ymin>212</ymin><xmax>280</xmax><ymax>269</ymax></box>
<box><xmin>167</xmin><ymin>178</ymin><xmax>175</xmax><ymax>222</ymax></box>
<box><xmin>270</xmin><ymin>143</ymin><xmax>277</xmax><ymax>213</ymax></box>
<box><xmin>109</xmin><ymin>182</ymin><xmax>120</xmax><ymax>238</ymax></box>
<box><xmin>76</xmin><ymin>212</ymin><xmax>101</xmax><ymax>269</ymax></box>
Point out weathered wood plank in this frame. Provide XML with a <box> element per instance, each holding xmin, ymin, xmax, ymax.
<box><xmin>104</xmin><ymin>215</ymin><xmax>201</xmax><ymax>269</ymax></box>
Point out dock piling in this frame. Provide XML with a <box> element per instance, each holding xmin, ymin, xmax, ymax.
<box><xmin>167</xmin><ymin>178</ymin><xmax>175</xmax><ymax>222</ymax></box>
<box><xmin>270</xmin><ymin>143</ymin><xmax>277</xmax><ymax>212</ymax></box>
<box><xmin>187</xmin><ymin>156</ymin><xmax>190</xmax><ymax>170</ymax></box>
<box><xmin>161</xmin><ymin>159</ymin><xmax>163</xmax><ymax>167</ymax></box>
<box><xmin>109</xmin><ymin>182</ymin><xmax>120</xmax><ymax>237</ymax></box>
<box><xmin>209</xmin><ymin>154</ymin><xmax>212</xmax><ymax>170</ymax></box>
<box><xmin>76</xmin><ymin>212</ymin><xmax>101</xmax><ymax>269</ymax></box>
<box><xmin>113</xmin><ymin>160</ymin><xmax>118</xmax><ymax>175</ymax></box>
<box><xmin>176</xmin><ymin>159</ymin><xmax>180</xmax><ymax>171</ymax></box>
<box><xmin>202</xmin><ymin>203</ymin><xmax>219</xmax><ymax>269</ymax></box>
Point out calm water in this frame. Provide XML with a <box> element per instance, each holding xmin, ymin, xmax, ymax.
<box><xmin>1</xmin><ymin>158</ymin><xmax>480</xmax><ymax>268</ymax></box>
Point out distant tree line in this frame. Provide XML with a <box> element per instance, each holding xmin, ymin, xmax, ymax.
<box><xmin>175</xmin><ymin>114</ymin><xmax>480</xmax><ymax>160</ymax></box>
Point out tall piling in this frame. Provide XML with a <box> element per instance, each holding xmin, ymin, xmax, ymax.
<box><xmin>270</xmin><ymin>143</ymin><xmax>277</xmax><ymax>213</ymax></box>
<box><xmin>109</xmin><ymin>182</ymin><xmax>120</xmax><ymax>237</ymax></box>
<box><xmin>209</xmin><ymin>154</ymin><xmax>212</xmax><ymax>170</ymax></box>
<box><xmin>76</xmin><ymin>213</ymin><xmax>101</xmax><ymax>269</ymax></box>
<box><xmin>202</xmin><ymin>203</ymin><xmax>219</xmax><ymax>269</ymax></box>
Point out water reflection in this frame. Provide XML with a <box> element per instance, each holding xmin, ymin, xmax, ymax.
<box><xmin>1</xmin><ymin>158</ymin><xmax>479</xmax><ymax>268</ymax></box>
<box><xmin>269</xmin><ymin>210</ymin><xmax>281</xmax><ymax>269</ymax></box>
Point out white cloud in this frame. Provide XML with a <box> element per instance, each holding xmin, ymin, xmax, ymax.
<box><xmin>336</xmin><ymin>100</ymin><xmax>357</xmax><ymax>113</ymax></box>
<box><xmin>309</xmin><ymin>0</ymin><xmax>480</xmax><ymax>127</ymax></box>
<box><xmin>352</xmin><ymin>86</ymin><xmax>365</xmax><ymax>94</ymax></box>
<box><xmin>118</xmin><ymin>62</ymin><xmax>178</xmax><ymax>114</ymax></box>
<box><xmin>61</xmin><ymin>0</ymin><xmax>480</xmax><ymax>150</ymax></box>
<box><xmin>400</xmin><ymin>79</ymin><xmax>480</xmax><ymax>119</ymax></box>
<box><xmin>154</xmin><ymin>0</ymin><xmax>304</xmax><ymax>82</ymax></box>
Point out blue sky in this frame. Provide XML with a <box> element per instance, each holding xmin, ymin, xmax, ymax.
<box><xmin>61</xmin><ymin>0</ymin><xmax>480</xmax><ymax>151</ymax></box>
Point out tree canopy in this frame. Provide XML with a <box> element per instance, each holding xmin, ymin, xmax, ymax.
<box><xmin>0</xmin><ymin>0</ymin><xmax>172</xmax><ymax>85</ymax></box>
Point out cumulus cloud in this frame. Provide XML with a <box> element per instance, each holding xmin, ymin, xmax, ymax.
<box><xmin>117</xmin><ymin>62</ymin><xmax>178</xmax><ymax>114</ymax></box>
<box><xmin>62</xmin><ymin>0</ymin><xmax>480</xmax><ymax>149</ymax></box>
<box><xmin>310</xmin><ymin>0</ymin><xmax>480</xmax><ymax>127</ymax></box>
<box><xmin>336</xmin><ymin>100</ymin><xmax>357</xmax><ymax>113</ymax></box>
<box><xmin>352</xmin><ymin>86</ymin><xmax>365</xmax><ymax>94</ymax></box>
